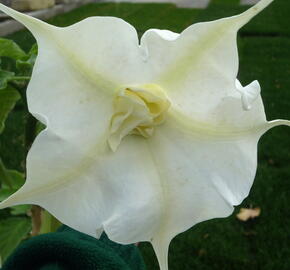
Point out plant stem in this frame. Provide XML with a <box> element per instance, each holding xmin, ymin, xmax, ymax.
<box><xmin>30</xmin><ymin>205</ymin><xmax>42</xmax><ymax>236</ymax></box>
<box><xmin>40</xmin><ymin>210</ymin><xmax>62</xmax><ymax>234</ymax></box>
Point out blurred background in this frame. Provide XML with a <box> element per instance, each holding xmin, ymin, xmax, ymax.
<box><xmin>0</xmin><ymin>0</ymin><xmax>289</xmax><ymax>269</ymax></box>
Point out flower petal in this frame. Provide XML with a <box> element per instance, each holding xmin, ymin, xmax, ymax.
<box><xmin>140</xmin><ymin>0</ymin><xmax>274</xmax><ymax>124</ymax></box>
<box><xmin>0</xmin><ymin>6</ymin><xmax>147</xmax><ymax>196</ymax></box>
<box><xmin>1</xmin><ymin>134</ymin><xmax>162</xmax><ymax>241</ymax></box>
<box><xmin>0</xmin><ymin>4</ymin><xmax>157</xmax><ymax>236</ymax></box>
<box><xmin>236</xmin><ymin>80</ymin><xmax>261</xmax><ymax>111</ymax></box>
<box><xmin>0</xmin><ymin>4</ymin><xmax>150</xmax><ymax>90</ymax></box>
<box><xmin>148</xmin><ymin>115</ymin><xmax>289</xmax><ymax>270</ymax></box>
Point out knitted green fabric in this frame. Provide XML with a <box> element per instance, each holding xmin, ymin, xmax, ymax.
<box><xmin>1</xmin><ymin>226</ymin><xmax>146</xmax><ymax>270</ymax></box>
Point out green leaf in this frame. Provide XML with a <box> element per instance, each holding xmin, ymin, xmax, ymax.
<box><xmin>0</xmin><ymin>217</ymin><xmax>31</xmax><ymax>262</ymax></box>
<box><xmin>0</xmin><ymin>159</ymin><xmax>25</xmax><ymax>191</ymax></box>
<box><xmin>0</xmin><ymin>38</ymin><xmax>26</xmax><ymax>60</ymax></box>
<box><xmin>0</xmin><ymin>189</ymin><xmax>17</xmax><ymax>202</ymax></box>
<box><xmin>10</xmin><ymin>205</ymin><xmax>31</xmax><ymax>216</ymax></box>
<box><xmin>16</xmin><ymin>44</ymin><xmax>37</xmax><ymax>74</ymax></box>
<box><xmin>0</xmin><ymin>167</ymin><xmax>30</xmax><ymax>216</ymax></box>
<box><xmin>0</xmin><ymin>86</ymin><xmax>21</xmax><ymax>134</ymax></box>
<box><xmin>0</xmin><ymin>167</ymin><xmax>25</xmax><ymax>199</ymax></box>
<box><xmin>0</xmin><ymin>70</ymin><xmax>15</xmax><ymax>90</ymax></box>
<box><xmin>36</xmin><ymin>120</ymin><xmax>46</xmax><ymax>135</ymax></box>
<box><xmin>4</xmin><ymin>170</ymin><xmax>25</xmax><ymax>190</ymax></box>
<box><xmin>0</xmin><ymin>159</ymin><xmax>13</xmax><ymax>189</ymax></box>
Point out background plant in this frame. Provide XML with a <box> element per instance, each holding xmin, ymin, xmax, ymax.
<box><xmin>0</xmin><ymin>38</ymin><xmax>62</xmax><ymax>264</ymax></box>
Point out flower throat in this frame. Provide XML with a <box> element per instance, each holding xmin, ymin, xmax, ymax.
<box><xmin>108</xmin><ymin>84</ymin><xmax>170</xmax><ymax>151</ymax></box>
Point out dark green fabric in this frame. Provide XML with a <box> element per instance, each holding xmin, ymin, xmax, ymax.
<box><xmin>1</xmin><ymin>226</ymin><xmax>146</xmax><ymax>270</ymax></box>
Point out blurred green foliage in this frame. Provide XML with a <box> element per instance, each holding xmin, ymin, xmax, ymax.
<box><xmin>0</xmin><ymin>217</ymin><xmax>31</xmax><ymax>262</ymax></box>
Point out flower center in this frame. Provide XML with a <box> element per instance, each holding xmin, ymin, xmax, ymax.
<box><xmin>108</xmin><ymin>84</ymin><xmax>170</xmax><ymax>151</ymax></box>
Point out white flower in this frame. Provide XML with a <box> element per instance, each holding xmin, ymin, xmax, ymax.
<box><xmin>0</xmin><ymin>0</ymin><xmax>288</xmax><ymax>269</ymax></box>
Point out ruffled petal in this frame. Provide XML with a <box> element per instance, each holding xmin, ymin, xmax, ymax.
<box><xmin>236</xmin><ymin>80</ymin><xmax>261</xmax><ymax>111</ymax></box>
<box><xmin>1</xmin><ymin>133</ymin><xmax>162</xmax><ymax>240</ymax></box>
<box><xmin>0</xmin><ymin>5</ymin><xmax>156</xmax><ymax>235</ymax></box>
<box><xmin>148</xmin><ymin>114</ymin><xmax>289</xmax><ymax>270</ymax></box>
<box><xmin>140</xmin><ymin>0</ymin><xmax>274</xmax><ymax>125</ymax></box>
<box><xmin>0</xmin><ymin>4</ymin><xmax>150</xmax><ymax>91</ymax></box>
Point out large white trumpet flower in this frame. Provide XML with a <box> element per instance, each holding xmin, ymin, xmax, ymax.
<box><xmin>0</xmin><ymin>0</ymin><xmax>289</xmax><ymax>269</ymax></box>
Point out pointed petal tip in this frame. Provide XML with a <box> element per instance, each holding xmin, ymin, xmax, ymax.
<box><xmin>267</xmin><ymin>120</ymin><xmax>290</xmax><ymax>129</ymax></box>
<box><xmin>234</xmin><ymin>0</ymin><xmax>274</xmax><ymax>29</ymax></box>
<box><xmin>0</xmin><ymin>3</ymin><xmax>28</xmax><ymax>21</ymax></box>
<box><xmin>256</xmin><ymin>119</ymin><xmax>290</xmax><ymax>135</ymax></box>
<box><xmin>151</xmin><ymin>236</ymin><xmax>173</xmax><ymax>270</ymax></box>
<box><xmin>0</xmin><ymin>197</ymin><xmax>13</xmax><ymax>210</ymax></box>
<box><xmin>0</xmin><ymin>186</ymin><xmax>29</xmax><ymax>210</ymax></box>
<box><xmin>0</xmin><ymin>3</ymin><xmax>50</xmax><ymax>36</ymax></box>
